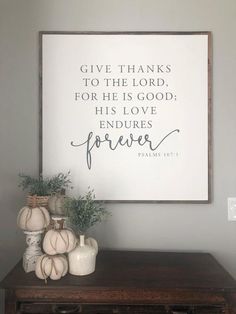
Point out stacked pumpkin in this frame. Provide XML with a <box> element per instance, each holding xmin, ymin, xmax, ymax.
<box><xmin>17</xmin><ymin>172</ymin><xmax>76</xmax><ymax>279</ymax></box>
<box><xmin>17</xmin><ymin>195</ymin><xmax>51</xmax><ymax>273</ymax></box>
<box><xmin>35</xmin><ymin>220</ymin><xmax>77</xmax><ymax>281</ymax></box>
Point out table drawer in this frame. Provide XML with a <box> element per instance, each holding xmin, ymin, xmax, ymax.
<box><xmin>19</xmin><ymin>304</ymin><xmax>166</xmax><ymax>314</ymax></box>
<box><xmin>18</xmin><ymin>303</ymin><xmax>225</xmax><ymax>314</ymax></box>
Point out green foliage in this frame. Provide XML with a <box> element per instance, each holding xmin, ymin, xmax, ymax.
<box><xmin>18</xmin><ymin>172</ymin><xmax>72</xmax><ymax>196</ymax></box>
<box><xmin>65</xmin><ymin>189</ymin><xmax>109</xmax><ymax>235</ymax></box>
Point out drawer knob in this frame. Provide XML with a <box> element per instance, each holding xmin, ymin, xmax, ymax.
<box><xmin>53</xmin><ymin>304</ymin><xmax>81</xmax><ymax>313</ymax></box>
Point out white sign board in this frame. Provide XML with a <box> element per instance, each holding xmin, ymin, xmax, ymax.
<box><xmin>41</xmin><ymin>32</ymin><xmax>211</xmax><ymax>202</ymax></box>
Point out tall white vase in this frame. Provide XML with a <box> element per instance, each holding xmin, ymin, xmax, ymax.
<box><xmin>23</xmin><ymin>230</ymin><xmax>44</xmax><ymax>272</ymax></box>
<box><xmin>68</xmin><ymin>235</ymin><xmax>98</xmax><ymax>276</ymax></box>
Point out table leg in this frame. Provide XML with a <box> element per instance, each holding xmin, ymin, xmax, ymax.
<box><xmin>5</xmin><ymin>290</ymin><xmax>17</xmax><ymax>314</ymax></box>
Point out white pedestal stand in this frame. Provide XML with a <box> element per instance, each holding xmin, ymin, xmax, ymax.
<box><xmin>23</xmin><ymin>230</ymin><xmax>44</xmax><ymax>273</ymax></box>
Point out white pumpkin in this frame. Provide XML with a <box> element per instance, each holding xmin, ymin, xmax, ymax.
<box><xmin>35</xmin><ymin>254</ymin><xmax>68</xmax><ymax>281</ymax></box>
<box><xmin>48</xmin><ymin>194</ymin><xmax>65</xmax><ymax>216</ymax></box>
<box><xmin>43</xmin><ymin>229</ymin><xmax>77</xmax><ymax>255</ymax></box>
<box><xmin>17</xmin><ymin>206</ymin><xmax>50</xmax><ymax>231</ymax></box>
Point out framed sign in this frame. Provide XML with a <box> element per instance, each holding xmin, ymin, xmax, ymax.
<box><xmin>40</xmin><ymin>32</ymin><xmax>211</xmax><ymax>203</ymax></box>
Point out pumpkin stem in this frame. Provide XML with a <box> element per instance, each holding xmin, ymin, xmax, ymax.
<box><xmin>59</xmin><ymin>219</ymin><xmax>65</xmax><ymax>229</ymax></box>
<box><xmin>54</xmin><ymin>219</ymin><xmax>60</xmax><ymax>230</ymax></box>
<box><xmin>53</xmin><ymin>218</ymin><xmax>65</xmax><ymax>230</ymax></box>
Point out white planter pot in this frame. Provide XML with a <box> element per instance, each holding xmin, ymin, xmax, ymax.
<box><xmin>68</xmin><ymin>235</ymin><xmax>98</xmax><ymax>276</ymax></box>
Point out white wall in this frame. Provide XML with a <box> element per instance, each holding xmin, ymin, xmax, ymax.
<box><xmin>1</xmin><ymin>0</ymin><xmax>236</xmax><ymax>312</ymax></box>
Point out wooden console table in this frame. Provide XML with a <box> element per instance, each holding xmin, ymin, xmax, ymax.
<box><xmin>1</xmin><ymin>250</ymin><xmax>236</xmax><ymax>314</ymax></box>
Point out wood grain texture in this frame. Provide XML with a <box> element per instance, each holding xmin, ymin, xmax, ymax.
<box><xmin>1</xmin><ymin>250</ymin><xmax>236</xmax><ymax>314</ymax></box>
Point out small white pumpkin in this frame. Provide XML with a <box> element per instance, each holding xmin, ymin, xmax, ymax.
<box><xmin>43</xmin><ymin>228</ymin><xmax>77</xmax><ymax>255</ymax></box>
<box><xmin>35</xmin><ymin>254</ymin><xmax>68</xmax><ymax>281</ymax></box>
<box><xmin>48</xmin><ymin>194</ymin><xmax>65</xmax><ymax>216</ymax></box>
<box><xmin>17</xmin><ymin>206</ymin><xmax>50</xmax><ymax>231</ymax></box>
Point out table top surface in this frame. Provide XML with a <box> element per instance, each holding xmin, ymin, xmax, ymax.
<box><xmin>1</xmin><ymin>250</ymin><xmax>236</xmax><ymax>291</ymax></box>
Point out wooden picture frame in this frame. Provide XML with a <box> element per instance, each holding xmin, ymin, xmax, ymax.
<box><xmin>40</xmin><ymin>32</ymin><xmax>211</xmax><ymax>203</ymax></box>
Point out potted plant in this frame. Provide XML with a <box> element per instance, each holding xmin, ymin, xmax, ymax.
<box><xmin>65</xmin><ymin>189</ymin><xmax>109</xmax><ymax>276</ymax></box>
<box><xmin>18</xmin><ymin>172</ymin><xmax>72</xmax><ymax>209</ymax></box>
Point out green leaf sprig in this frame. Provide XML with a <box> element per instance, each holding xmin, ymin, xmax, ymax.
<box><xmin>18</xmin><ymin>171</ymin><xmax>72</xmax><ymax>196</ymax></box>
<box><xmin>65</xmin><ymin>189</ymin><xmax>109</xmax><ymax>235</ymax></box>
